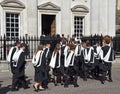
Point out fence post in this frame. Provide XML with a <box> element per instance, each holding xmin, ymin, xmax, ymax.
<box><xmin>3</xmin><ymin>35</ymin><xmax>6</xmax><ymax>60</ymax></box>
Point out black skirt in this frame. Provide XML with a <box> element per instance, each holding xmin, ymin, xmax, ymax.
<box><xmin>99</xmin><ymin>62</ymin><xmax>112</xmax><ymax>72</ymax></box>
<box><xmin>66</xmin><ymin>66</ymin><xmax>77</xmax><ymax>76</ymax></box>
<box><xmin>34</xmin><ymin>67</ymin><xmax>45</xmax><ymax>82</ymax></box>
<box><xmin>53</xmin><ymin>68</ymin><xmax>61</xmax><ymax>76</ymax></box>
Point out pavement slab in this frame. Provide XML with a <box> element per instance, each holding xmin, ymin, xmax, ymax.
<box><xmin>0</xmin><ymin>63</ymin><xmax>120</xmax><ymax>94</ymax></box>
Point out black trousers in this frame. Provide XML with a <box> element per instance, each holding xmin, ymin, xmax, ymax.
<box><xmin>82</xmin><ymin>63</ymin><xmax>94</xmax><ymax>79</ymax></box>
<box><xmin>12</xmin><ymin>74</ymin><xmax>28</xmax><ymax>89</ymax></box>
<box><xmin>42</xmin><ymin>70</ymin><xmax>49</xmax><ymax>88</ymax></box>
<box><xmin>12</xmin><ymin>74</ymin><xmax>19</xmax><ymax>89</ymax></box>
<box><xmin>100</xmin><ymin>62</ymin><xmax>112</xmax><ymax>82</ymax></box>
<box><xmin>64</xmin><ymin>67</ymin><xmax>78</xmax><ymax>86</ymax></box>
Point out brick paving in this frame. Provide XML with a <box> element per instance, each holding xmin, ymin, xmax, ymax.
<box><xmin>0</xmin><ymin>63</ymin><xmax>120</xmax><ymax>94</ymax></box>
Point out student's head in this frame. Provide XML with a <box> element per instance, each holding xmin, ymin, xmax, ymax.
<box><xmin>15</xmin><ymin>41</ymin><xmax>21</xmax><ymax>48</ymax></box>
<box><xmin>20</xmin><ymin>43</ymin><xmax>27</xmax><ymax>51</ymax></box>
<box><xmin>34</xmin><ymin>44</ymin><xmax>43</xmax><ymax>55</ymax></box>
<box><xmin>81</xmin><ymin>42</ymin><xmax>86</xmax><ymax>48</ymax></box>
<box><xmin>103</xmin><ymin>35</ymin><xmax>111</xmax><ymax>44</ymax></box>
<box><xmin>68</xmin><ymin>43</ymin><xmax>75</xmax><ymax>51</ymax></box>
<box><xmin>86</xmin><ymin>41</ymin><xmax>91</xmax><ymax>47</ymax></box>
<box><xmin>62</xmin><ymin>40</ymin><xmax>66</xmax><ymax>45</ymax></box>
<box><xmin>62</xmin><ymin>34</ymin><xmax>64</xmax><ymax>37</ymax></box>
<box><xmin>37</xmin><ymin>44</ymin><xmax>44</xmax><ymax>51</ymax></box>
<box><xmin>54</xmin><ymin>43</ymin><xmax>60</xmax><ymax>52</ymax></box>
<box><xmin>46</xmin><ymin>43</ymin><xmax>51</xmax><ymax>48</ymax></box>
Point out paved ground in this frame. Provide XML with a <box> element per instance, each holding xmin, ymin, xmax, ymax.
<box><xmin>0</xmin><ymin>62</ymin><xmax>120</xmax><ymax>94</ymax></box>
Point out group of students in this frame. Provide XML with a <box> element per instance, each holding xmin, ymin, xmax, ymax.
<box><xmin>31</xmin><ymin>35</ymin><xmax>115</xmax><ymax>92</ymax></box>
<box><xmin>7</xmin><ymin>35</ymin><xmax>115</xmax><ymax>92</ymax></box>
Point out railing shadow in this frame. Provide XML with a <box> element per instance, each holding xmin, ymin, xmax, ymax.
<box><xmin>0</xmin><ymin>78</ymin><xmax>32</xmax><ymax>94</ymax></box>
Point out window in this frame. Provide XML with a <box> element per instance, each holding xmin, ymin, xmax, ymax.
<box><xmin>6</xmin><ymin>13</ymin><xmax>19</xmax><ymax>39</ymax></box>
<box><xmin>74</xmin><ymin>16</ymin><xmax>84</xmax><ymax>39</ymax></box>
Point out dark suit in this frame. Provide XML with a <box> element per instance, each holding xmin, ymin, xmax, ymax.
<box><xmin>100</xmin><ymin>45</ymin><xmax>115</xmax><ymax>83</ymax></box>
<box><xmin>13</xmin><ymin>51</ymin><xmax>28</xmax><ymax>89</ymax></box>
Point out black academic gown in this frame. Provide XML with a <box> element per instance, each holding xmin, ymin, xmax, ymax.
<box><xmin>53</xmin><ymin>52</ymin><xmax>61</xmax><ymax>76</ymax></box>
<box><xmin>43</xmin><ymin>48</ymin><xmax>51</xmax><ymax>88</ymax></box>
<box><xmin>16</xmin><ymin>51</ymin><xmax>26</xmax><ymax>78</ymax></box>
<box><xmin>61</xmin><ymin>45</ymin><xmax>66</xmax><ymax>74</ymax></box>
<box><xmin>99</xmin><ymin>45</ymin><xmax>115</xmax><ymax>71</ymax></box>
<box><xmin>64</xmin><ymin>52</ymin><xmax>79</xmax><ymax>87</ymax></box>
<box><xmin>44</xmin><ymin>48</ymin><xmax>51</xmax><ymax>66</ymax></box>
<box><xmin>81</xmin><ymin>47</ymin><xmax>94</xmax><ymax>71</ymax></box>
<box><xmin>10</xmin><ymin>47</ymin><xmax>17</xmax><ymax>73</ymax></box>
<box><xmin>99</xmin><ymin>45</ymin><xmax>115</xmax><ymax>82</ymax></box>
<box><xmin>34</xmin><ymin>52</ymin><xmax>46</xmax><ymax>82</ymax></box>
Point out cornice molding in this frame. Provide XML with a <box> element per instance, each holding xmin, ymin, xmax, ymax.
<box><xmin>1</xmin><ymin>0</ymin><xmax>25</xmax><ymax>9</ymax></box>
<box><xmin>71</xmin><ymin>5</ymin><xmax>89</xmax><ymax>13</ymax></box>
<box><xmin>38</xmin><ymin>2</ymin><xmax>60</xmax><ymax>11</ymax></box>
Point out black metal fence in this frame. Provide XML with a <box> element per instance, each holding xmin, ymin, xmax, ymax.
<box><xmin>81</xmin><ymin>34</ymin><xmax>120</xmax><ymax>55</ymax></box>
<box><xmin>0</xmin><ymin>35</ymin><xmax>61</xmax><ymax>60</ymax></box>
<box><xmin>0</xmin><ymin>34</ymin><xmax>120</xmax><ymax>60</ymax></box>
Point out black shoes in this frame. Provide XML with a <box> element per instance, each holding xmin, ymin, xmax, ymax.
<box><xmin>64</xmin><ymin>85</ymin><xmax>68</xmax><ymax>88</ymax></box>
<box><xmin>61</xmin><ymin>81</ymin><xmax>64</xmax><ymax>85</ymax></box>
<box><xmin>108</xmin><ymin>79</ymin><xmax>113</xmax><ymax>82</ymax></box>
<box><xmin>83</xmin><ymin>78</ymin><xmax>87</xmax><ymax>81</ymax></box>
<box><xmin>54</xmin><ymin>83</ymin><xmax>58</xmax><ymax>86</ymax></box>
<box><xmin>24</xmin><ymin>86</ymin><xmax>30</xmax><ymax>89</ymax></box>
<box><xmin>33</xmin><ymin>85</ymin><xmax>39</xmax><ymax>92</ymax></box>
<box><xmin>74</xmin><ymin>84</ymin><xmax>79</xmax><ymax>87</ymax></box>
<box><xmin>11</xmin><ymin>87</ymin><xmax>19</xmax><ymax>91</ymax></box>
<box><xmin>101</xmin><ymin>81</ymin><xmax>105</xmax><ymax>84</ymax></box>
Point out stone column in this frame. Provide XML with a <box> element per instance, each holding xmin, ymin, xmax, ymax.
<box><xmin>61</xmin><ymin>0</ymin><xmax>71</xmax><ymax>36</ymax></box>
<box><xmin>27</xmin><ymin>0</ymin><xmax>38</xmax><ymax>36</ymax></box>
<box><xmin>107</xmin><ymin>0</ymin><xmax>116</xmax><ymax>36</ymax></box>
<box><xmin>90</xmin><ymin>0</ymin><xmax>99</xmax><ymax>35</ymax></box>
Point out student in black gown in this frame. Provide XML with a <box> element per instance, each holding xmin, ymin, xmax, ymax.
<box><xmin>74</xmin><ymin>40</ymin><xmax>83</xmax><ymax>77</ymax></box>
<box><xmin>32</xmin><ymin>44</ymin><xmax>46</xmax><ymax>92</ymax></box>
<box><xmin>42</xmin><ymin>43</ymin><xmax>52</xmax><ymax>89</ymax></box>
<box><xmin>81</xmin><ymin>41</ymin><xmax>95</xmax><ymax>81</ymax></box>
<box><xmin>64</xmin><ymin>43</ymin><xmax>79</xmax><ymax>88</ymax></box>
<box><xmin>60</xmin><ymin>40</ymin><xmax>69</xmax><ymax>85</ymax></box>
<box><xmin>7</xmin><ymin>41</ymin><xmax>21</xmax><ymax>91</ymax></box>
<box><xmin>12</xmin><ymin>43</ymin><xmax>30</xmax><ymax>91</ymax></box>
<box><xmin>49</xmin><ymin>44</ymin><xmax>62</xmax><ymax>86</ymax></box>
<box><xmin>99</xmin><ymin>35</ymin><xmax>115</xmax><ymax>84</ymax></box>
<box><xmin>93</xmin><ymin>41</ymin><xmax>101</xmax><ymax>78</ymax></box>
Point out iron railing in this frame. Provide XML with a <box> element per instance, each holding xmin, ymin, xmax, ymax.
<box><xmin>0</xmin><ymin>34</ymin><xmax>120</xmax><ymax>60</ymax></box>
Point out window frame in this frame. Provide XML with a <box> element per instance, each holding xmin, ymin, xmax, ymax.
<box><xmin>71</xmin><ymin>13</ymin><xmax>85</xmax><ymax>39</ymax></box>
<box><xmin>5</xmin><ymin>12</ymin><xmax>20</xmax><ymax>39</ymax></box>
<box><xmin>74</xmin><ymin>16</ymin><xmax>84</xmax><ymax>39</ymax></box>
<box><xmin>2</xmin><ymin>8</ymin><xmax>23</xmax><ymax>38</ymax></box>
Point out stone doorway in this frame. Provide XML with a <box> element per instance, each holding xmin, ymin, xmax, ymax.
<box><xmin>42</xmin><ymin>14</ymin><xmax>56</xmax><ymax>36</ymax></box>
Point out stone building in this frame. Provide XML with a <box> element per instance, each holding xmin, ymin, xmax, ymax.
<box><xmin>0</xmin><ymin>0</ymin><xmax>116</xmax><ymax>39</ymax></box>
<box><xmin>116</xmin><ymin>0</ymin><xmax>120</xmax><ymax>35</ymax></box>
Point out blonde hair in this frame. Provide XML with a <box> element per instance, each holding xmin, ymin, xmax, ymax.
<box><xmin>34</xmin><ymin>44</ymin><xmax>43</xmax><ymax>55</ymax></box>
<box><xmin>54</xmin><ymin>44</ymin><xmax>60</xmax><ymax>55</ymax></box>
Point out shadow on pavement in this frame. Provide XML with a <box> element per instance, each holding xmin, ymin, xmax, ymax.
<box><xmin>0</xmin><ymin>85</ymin><xmax>11</xmax><ymax>94</ymax></box>
<box><xmin>0</xmin><ymin>81</ymin><xmax>3</xmax><ymax>88</ymax></box>
<box><xmin>0</xmin><ymin>78</ymin><xmax>32</xmax><ymax>94</ymax></box>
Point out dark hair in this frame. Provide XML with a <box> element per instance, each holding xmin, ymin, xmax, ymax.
<box><xmin>20</xmin><ymin>43</ymin><xmax>27</xmax><ymax>48</ymax></box>
<box><xmin>62</xmin><ymin>40</ymin><xmax>66</xmax><ymax>44</ymax></box>
<box><xmin>54</xmin><ymin>44</ymin><xmax>60</xmax><ymax>54</ymax></box>
<box><xmin>68</xmin><ymin>43</ymin><xmax>75</xmax><ymax>50</ymax></box>
<box><xmin>103</xmin><ymin>35</ymin><xmax>111</xmax><ymax>44</ymax></box>
<box><xmin>15</xmin><ymin>41</ymin><xmax>20</xmax><ymax>46</ymax></box>
<box><xmin>86</xmin><ymin>41</ymin><xmax>90</xmax><ymax>47</ymax></box>
<box><xmin>34</xmin><ymin>44</ymin><xmax>43</xmax><ymax>55</ymax></box>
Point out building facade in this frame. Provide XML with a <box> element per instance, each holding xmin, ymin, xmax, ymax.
<box><xmin>0</xmin><ymin>0</ymin><xmax>116</xmax><ymax>39</ymax></box>
<box><xmin>116</xmin><ymin>0</ymin><xmax>120</xmax><ymax>34</ymax></box>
